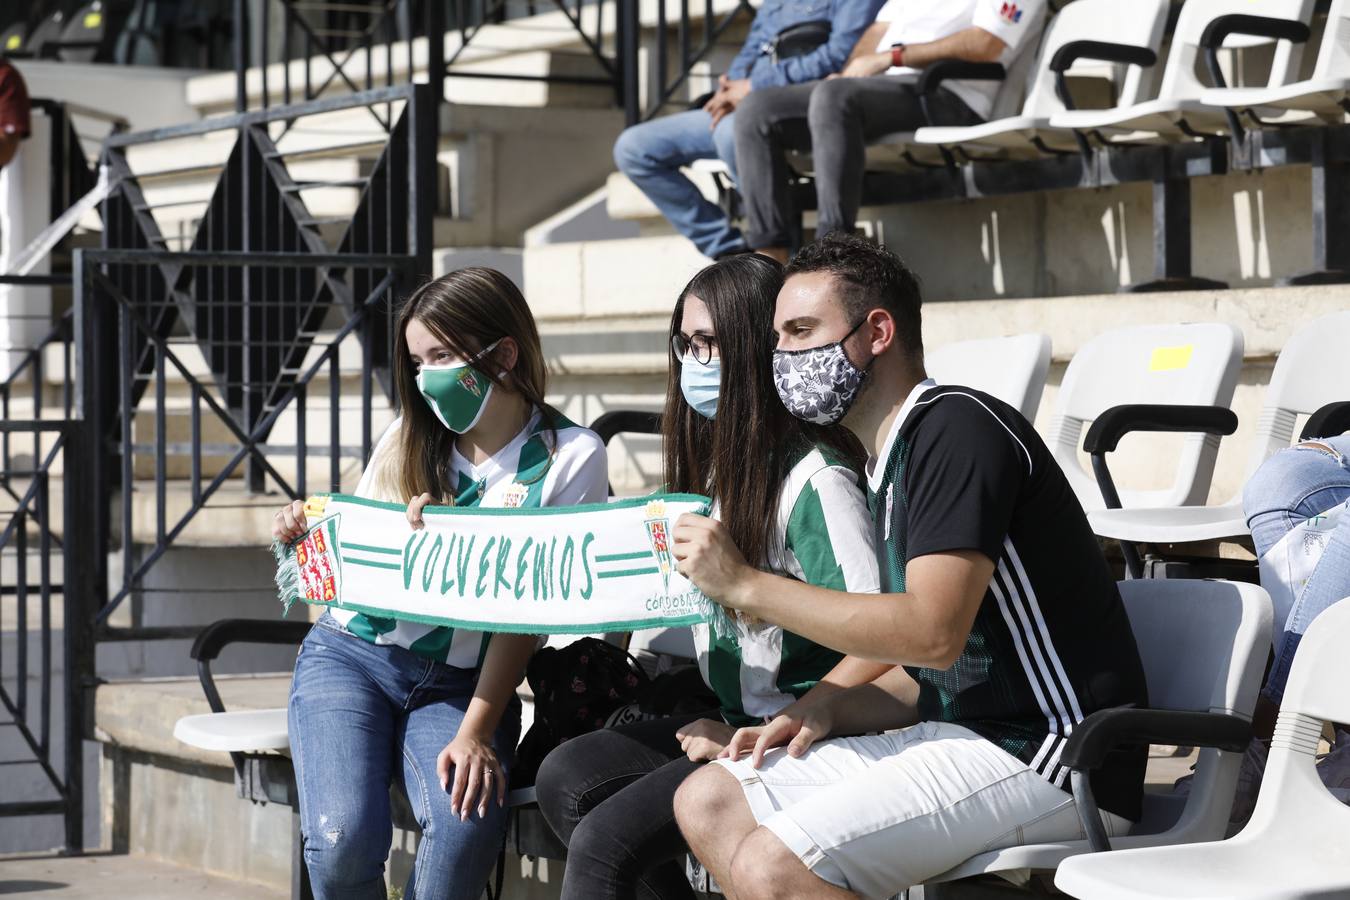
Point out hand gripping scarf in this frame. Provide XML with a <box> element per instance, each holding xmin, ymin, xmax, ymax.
<box><xmin>271</xmin><ymin>493</ymin><xmax>732</xmax><ymax>635</ymax></box>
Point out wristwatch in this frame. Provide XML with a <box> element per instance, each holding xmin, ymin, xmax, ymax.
<box><xmin>890</xmin><ymin>43</ymin><xmax>906</xmax><ymax>68</ymax></box>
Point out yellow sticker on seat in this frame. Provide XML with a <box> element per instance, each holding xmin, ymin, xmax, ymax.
<box><xmin>1149</xmin><ymin>345</ymin><xmax>1194</xmax><ymax>371</ymax></box>
<box><xmin>84</xmin><ymin>11</ymin><xmax>103</xmax><ymax>28</ymax></box>
<box><xmin>5</xmin><ymin>35</ymin><xmax>20</xmax><ymax>50</ymax></box>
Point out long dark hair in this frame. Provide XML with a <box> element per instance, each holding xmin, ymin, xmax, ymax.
<box><xmin>661</xmin><ymin>255</ymin><xmax>865</xmax><ymax>569</ymax></box>
<box><xmin>375</xmin><ymin>267</ymin><xmax>555</xmax><ymax>503</ymax></box>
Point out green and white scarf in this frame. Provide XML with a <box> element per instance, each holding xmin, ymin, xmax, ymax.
<box><xmin>272</xmin><ymin>492</ymin><xmax>725</xmax><ymax>634</ymax></box>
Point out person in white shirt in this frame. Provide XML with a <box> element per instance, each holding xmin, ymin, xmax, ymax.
<box><xmin>733</xmin><ymin>0</ymin><xmax>1047</xmax><ymax>263</ymax></box>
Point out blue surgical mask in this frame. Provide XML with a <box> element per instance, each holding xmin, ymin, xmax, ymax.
<box><xmin>679</xmin><ymin>353</ymin><xmax>721</xmax><ymax>420</ymax></box>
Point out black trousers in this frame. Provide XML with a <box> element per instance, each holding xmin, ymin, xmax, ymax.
<box><xmin>733</xmin><ymin>75</ymin><xmax>982</xmax><ymax>248</ymax></box>
<box><xmin>534</xmin><ymin>710</ymin><xmax>719</xmax><ymax>900</ymax></box>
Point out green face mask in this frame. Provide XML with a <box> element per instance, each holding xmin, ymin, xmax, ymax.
<box><xmin>415</xmin><ymin>340</ymin><xmax>501</xmax><ymax>434</ymax></box>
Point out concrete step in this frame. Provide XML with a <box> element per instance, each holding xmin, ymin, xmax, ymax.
<box><xmin>0</xmin><ymin>852</ymin><xmax>288</xmax><ymax>900</ymax></box>
<box><xmin>525</xmin><ymin>233</ymin><xmax>712</xmax><ymax>320</ymax></box>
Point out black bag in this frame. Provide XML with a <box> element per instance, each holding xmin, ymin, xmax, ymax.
<box><xmin>770</xmin><ymin>19</ymin><xmax>832</xmax><ymax>64</ymax></box>
<box><xmin>511</xmin><ymin>638</ymin><xmax>651</xmax><ymax>788</ymax></box>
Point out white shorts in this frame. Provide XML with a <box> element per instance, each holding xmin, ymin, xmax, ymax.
<box><xmin>712</xmin><ymin>721</ymin><xmax>1133</xmax><ymax>900</ymax></box>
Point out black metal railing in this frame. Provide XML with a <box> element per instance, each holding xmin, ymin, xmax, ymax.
<box><xmin>0</xmin><ymin>419</ymin><xmax>89</xmax><ymax>853</ymax></box>
<box><xmin>238</xmin><ymin>0</ymin><xmax>631</xmax><ymax>122</ymax></box>
<box><xmin>0</xmin><ymin>96</ymin><xmax>121</xmax><ymax>855</ymax></box>
<box><xmin>77</xmin><ymin>248</ymin><xmax>416</xmax><ymax>640</ymax></box>
<box><xmin>82</xmin><ymin>82</ymin><xmax>435</xmax><ymax>640</ymax></box>
<box><xmin>231</xmin><ymin>0</ymin><xmax>758</xmax><ymax>126</ymax></box>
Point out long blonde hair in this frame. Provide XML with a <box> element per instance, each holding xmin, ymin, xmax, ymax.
<box><xmin>364</xmin><ymin>268</ymin><xmax>555</xmax><ymax>502</ymax></box>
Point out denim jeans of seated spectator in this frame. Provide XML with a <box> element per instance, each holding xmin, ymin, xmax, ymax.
<box><xmin>733</xmin><ymin>75</ymin><xmax>983</xmax><ymax>249</ymax></box>
<box><xmin>534</xmin><ymin>710</ymin><xmax>720</xmax><ymax>900</ymax></box>
<box><xmin>288</xmin><ymin>615</ymin><xmax>521</xmax><ymax>900</ymax></box>
<box><xmin>1244</xmin><ymin>434</ymin><xmax>1350</xmax><ymax>705</ymax></box>
<box><xmin>613</xmin><ymin>109</ymin><xmax>746</xmax><ymax>259</ymax></box>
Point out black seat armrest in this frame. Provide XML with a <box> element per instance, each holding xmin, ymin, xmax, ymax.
<box><xmin>1082</xmin><ymin>404</ymin><xmax>1237</xmax><ymax>511</ymax></box>
<box><xmin>190</xmin><ymin>618</ymin><xmax>312</xmax><ymax>713</ymax></box>
<box><xmin>1198</xmin><ymin>15</ymin><xmax>1311</xmax><ymax>89</ymax></box>
<box><xmin>1062</xmin><ymin>706</ymin><xmax>1252</xmax><ymax>853</ymax></box>
<box><xmin>1082</xmin><ymin>404</ymin><xmax>1238</xmax><ymax>455</ymax></box>
<box><xmin>1061</xmin><ymin>706</ymin><xmax>1251</xmax><ymax>771</ymax></box>
<box><xmin>588</xmin><ymin>410</ymin><xmax>661</xmax><ymax>446</ymax></box>
<box><xmin>1300</xmin><ymin>401</ymin><xmax>1350</xmax><ymax>441</ymax></box>
<box><xmin>915</xmin><ymin>60</ymin><xmax>1005</xmax><ymax>128</ymax></box>
<box><xmin>1048</xmin><ymin>41</ymin><xmax>1158</xmax><ymax>110</ymax></box>
<box><xmin>916</xmin><ymin>60</ymin><xmax>1006</xmax><ymax>98</ymax></box>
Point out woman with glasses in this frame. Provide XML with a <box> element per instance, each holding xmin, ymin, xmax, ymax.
<box><xmin>533</xmin><ymin>253</ymin><xmax>888</xmax><ymax>899</ymax></box>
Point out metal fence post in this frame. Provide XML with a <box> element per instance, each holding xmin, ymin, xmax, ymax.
<box><xmin>619</xmin><ymin>0</ymin><xmax>639</xmax><ymax>125</ymax></box>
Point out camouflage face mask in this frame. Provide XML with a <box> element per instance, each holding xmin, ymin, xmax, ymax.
<box><xmin>772</xmin><ymin>320</ymin><xmax>870</xmax><ymax>426</ymax></box>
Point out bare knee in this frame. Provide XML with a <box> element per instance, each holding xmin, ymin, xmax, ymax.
<box><xmin>674</xmin><ymin>763</ymin><xmax>737</xmax><ymax>844</ymax></box>
<box><xmin>729</xmin><ymin>826</ymin><xmax>801</xmax><ymax>900</ymax></box>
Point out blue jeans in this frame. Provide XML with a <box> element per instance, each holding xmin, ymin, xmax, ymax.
<box><xmin>613</xmin><ymin>108</ymin><xmax>745</xmax><ymax>259</ymax></box>
<box><xmin>1244</xmin><ymin>435</ymin><xmax>1350</xmax><ymax>704</ymax></box>
<box><xmin>289</xmin><ymin>616</ymin><xmax>521</xmax><ymax>900</ymax></box>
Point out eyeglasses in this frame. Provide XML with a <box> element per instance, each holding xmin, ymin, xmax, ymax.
<box><xmin>671</xmin><ymin>332</ymin><xmax>719</xmax><ymax>366</ymax></box>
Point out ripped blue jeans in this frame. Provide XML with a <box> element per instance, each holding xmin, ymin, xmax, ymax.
<box><xmin>1244</xmin><ymin>434</ymin><xmax>1350</xmax><ymax>704</ymax></box>
<box><xmin>288</xmin><ymin>615</ymin><xmax>520</xmax><ymax>900</ymax></box>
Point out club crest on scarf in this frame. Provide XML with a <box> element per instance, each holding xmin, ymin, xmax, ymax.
<box><xmin>644</xmin><ymin>499</ymin><xmax>674</xmax><ymax>594</ymax></box>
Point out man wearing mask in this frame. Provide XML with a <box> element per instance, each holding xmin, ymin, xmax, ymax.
<box><xmin>735</xmin><ymin>0</ymin><xmax>1046</xmax><ymax>262</ymax></box>
<box><xmin>669</xmin><ymin>233</ymin><xmax>1148</xmax><ymax>899</ymax></box>
<box><xmin>613</xmin><ymin>0</ymin><xmax>883</xmax><ymax>261</ymax></box>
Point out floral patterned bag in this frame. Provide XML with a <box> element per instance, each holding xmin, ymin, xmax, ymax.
<box><xmin>511</xmin><ymin>638</ymin><xmax>651</xmax><ymax>788</ymax></box>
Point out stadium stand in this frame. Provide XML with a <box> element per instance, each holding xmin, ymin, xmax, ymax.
<box><xmin>914</xmin><ymin>0</ymin><xmax>1173</xmax><ymax>159</ymax></box>
<box><xmin>1089</xmin><ymin>311</ymin><xmax>1350</xmax><ymax>577</ymax></box>
<box><xmin>1042</xmin><ymin>323</ymin><xmax>1242</xmax><ymax>514</ymax></box>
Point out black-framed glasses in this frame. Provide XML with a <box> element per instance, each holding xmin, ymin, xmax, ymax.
<box><xmin>671</xmin><ymin>332</ymin><xmax>719</xmax><ymax>366</ymax></box>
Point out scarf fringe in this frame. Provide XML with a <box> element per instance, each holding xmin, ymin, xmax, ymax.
<box><xmin>696</xmin><ymin>595</ymin><xmax>742</xmax><ymax>642</ymax></box>
<box><xmin>271</xmin><ymin>540</ymin><xmax>300</xmax><ymax>615</ymax></box>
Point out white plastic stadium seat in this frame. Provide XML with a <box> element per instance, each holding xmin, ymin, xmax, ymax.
<box><xmin>925</xmin><ymin>579</ymin><xmax>1272</xmax><ymax>890</ymax></box>
<box><xmin>916</xmin><ymin>0</ymin><xmax>1171</xmax><ymax>159</ymax></box>
<box><xmin>1046</xmin><ymin>322</ymin><xmax>1243</xmax><ymax>513</ymax></box>
<box><xmin>1090</xmin><ymin>311</ymin><xmax>1350</xmax><ymax>545</ymax></box>
<box><xmin>1202</xmin><ymin>0</ymin><xmax>1350</xmax><ymax>124</ymax></box>
<box><xmin>1055</xmin><ymin>594</ymin><xmax>1350</xmax><ymax>900</ymax></box>
<box><xmin>1050</xmin><ymin>0</ymin><xmax>1317</xmax><ymax>142</ymax></box>
<box><xmin>926</xmin><ymin>333</ymin><xmax>1052</xmax><ymax>421</ymax></box>
<box><xmin>174</xmin><ymin>708</ymin><xmax>290</xmax><ymax>754</ymax></box>
<box><xmin>174</xmin><ymin>705</ymin><xmax>539</xmax><ymax>809</ymax></box>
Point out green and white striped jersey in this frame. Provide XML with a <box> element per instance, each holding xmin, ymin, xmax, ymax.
<box><xmin>328</xmin><ymin>408</ymin><xmax>610</xmax><ymax>667</ymax></box>
<box><xmin>692</xmin><ymin>446</ymin><xmax>880</xmax><ymax>726</ymax></box>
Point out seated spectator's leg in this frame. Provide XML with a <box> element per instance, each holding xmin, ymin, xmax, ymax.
<box><xmin>712</xmin><ymin>722</ymin><xmax>1132</xmax><ymax>899</ymax></box>
<box><xmin>806</xmin><ymin>76</ymin><xmax>981</xmax><ymax>239</ymax></box>
<box><xmin>536</xmin><ymin>713</ymin><xmax>714</xmax><ymax>900</ymax></box>
<box><xmin>288</xmin><ymin>624</ymin><xmax>397</xmax><ymax>900</ymax></box>
<box><xmin>614</xmin><ymin>109</ymin><xmax>746</xmax><ymax>259</ymax></box>
<box><xmin>1244</xmin><ymin>436</ymin><xmax>1350</xmax><ymax>731</ymax></box>
<box><xmin>733</xmin><ymin>83</ymin><xmax>820</xmax><ymax>258</ymax></box>
<box><xmin>397</xmin><ymin>667</ymin><xmax>522</xmax><ymax>900</ymax></box>
<box><xmin>711</xmin><ymin>112</ymin><xmax>739</xmax><ymax>184</ymax></box>
<box><xmin>674</xmin><ymin>764</ymin><xmax>762</xmax><ymax>900</ymax></box>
